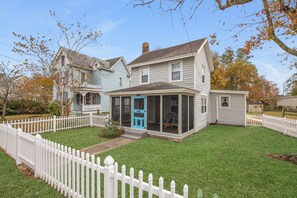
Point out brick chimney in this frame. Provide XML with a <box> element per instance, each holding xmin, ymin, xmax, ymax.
<box><xmin>142</xmin><ymin>42</ymin><xmax>149</xmax><ymax>54</ymax></box>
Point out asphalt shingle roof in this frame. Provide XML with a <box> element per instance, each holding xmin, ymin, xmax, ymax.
<box><xmin>129</xmin><ymin>38</ymin><xmax>206</xmax><ymax>65</ymax></box>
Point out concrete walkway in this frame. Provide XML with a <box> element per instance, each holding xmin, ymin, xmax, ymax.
<box><xmin>80</xmin><ymin>137</ymin><xmax>134</xmax><ymax>155</ymax></box>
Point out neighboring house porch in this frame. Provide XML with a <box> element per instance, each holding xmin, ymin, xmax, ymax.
<box><xmin>107</xmin><ymin>82</ymin><xmax>196</xmax><ymax>139</ymax></box>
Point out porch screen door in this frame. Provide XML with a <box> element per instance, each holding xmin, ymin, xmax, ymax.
<box><xmin>132</xmin><ymin>96</ymin><xmax>146</xmax><ymax>129</ymax></box>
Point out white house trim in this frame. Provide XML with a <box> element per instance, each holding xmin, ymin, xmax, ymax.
<box><xmin>210</xmin><ymin>90</ymin><xmax>249</xmax><ymax>95</ymax></box>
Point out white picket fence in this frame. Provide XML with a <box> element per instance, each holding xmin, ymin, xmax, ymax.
<box><xmin>247</xmin><ymin>114</ymin><xmax>297</xmax><ymax>138</ymax></box>
<box><xmin>0</xmin><ymin>123</ymin><xmax>214</xmax><ymax>198</ymax></box>
<box><xmin>246</xmin><ymin>114</ymin><xmax>262</xmax><ymax>126</ymax></box>
<box><xmin>2</xmin><ymin>114</ymin><xmax>108</xmax><ymax>134</ymax></box>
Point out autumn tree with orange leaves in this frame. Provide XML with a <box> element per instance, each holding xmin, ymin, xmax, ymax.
<box><xmin>211</xmin><ymin>48</ymin><xmax>279</xmax><ymax>106</ymax></box>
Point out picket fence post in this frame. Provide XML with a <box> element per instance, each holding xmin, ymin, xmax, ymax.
<box><xmin>104</xmin><ymin>155</ymin><xmax>115</xmax><ymax>198</ymax></box>
<box><xmin>34</xmin><ymin>134</ymin><xmax>42</xmax><ymax>178</ymax></box>
<box><xmin>90</xmin><ymin>113</ymin><xmax>93</xmax><ymax>127</ymax></box>
<box><xmin>16</xmin><ymin>128</ymin><xmax>22</xmax><ymax>165</ymax></box>
<box><xmin>283</xmin><ymin>117</ymin><xmax>287</xmax><ymax>135</ymax></box>
<box><xmin>4</xmin><ymin>124</ymin><xmax>8</xmax><ymax>151</ymax></box>
<box><xmin>53</xmin><ymin>115</ymin><xmax>57</xmax><ymax>132</ymax></box>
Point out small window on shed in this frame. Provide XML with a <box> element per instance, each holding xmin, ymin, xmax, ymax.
<box><xmin>220</xmin><ymin>96</ymin><xmax>230</xmax><ymax>108</ymax></box>
<box><xmin>61</xmin><ymin>55</ymin><xmax>65</xmax><ymax>66</ymax></box>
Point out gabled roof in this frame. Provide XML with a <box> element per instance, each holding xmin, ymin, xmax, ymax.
<box><xmin>105</xmin><ymin>57</ymin><xmax>122</xmax><ymax>66</ymax></box>
<box><xmin>129</xmin><ymin>38</ymin><xmax>207</xmax><ymax>66</ymax></box>
<box><xmin>106</xmin><ymin>82</ymin><xmax>198</xmax><ymax>95</ymax></box>
<box><xmin>57</xmin><ymin>47</ymin><xmax>111</xmax><ymax>69</ymax></box>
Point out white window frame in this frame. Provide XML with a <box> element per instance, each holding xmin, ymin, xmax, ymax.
<box><xmin>220</xmin><ymin>95</ymin><xmax>231</xmax><ymax>109</ymax></box>
<box><xmin>202</xmin><ymin>65</ymin><xmax>205</xmax><ymax>83</ymax></box>
<box><xmin>168</xmin><ymin>60</ymin><xmax>183</xmax><ymax>82</ymax></box>
<box><xmin>201</xmin><ymin>95</ymin><xmax>207</xmax><ymax>114</ymax></box>
<box><xmin>139</xmin><ymin>66</ymin><xmax>150</xmax><ymax>84</ymax></box>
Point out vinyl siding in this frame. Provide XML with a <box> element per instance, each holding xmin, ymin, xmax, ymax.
<box><xmin>210</xmin><ymin>93</ymin><xmax>246</xmax><ymax>126</ymax></box>
<box><xmin>101</xmin><ymin>60</ymin><xmax>130</xmax><ymax>112</ymax></box>
<box><xmin>130</xmin><ymin>57</ymin><xmax>194</xmax><ymax>89</ymax></box>
<box><xmin>194</xmin><ymin>46</ymin><xmax>211</xmax><ymax>131</ymax></box>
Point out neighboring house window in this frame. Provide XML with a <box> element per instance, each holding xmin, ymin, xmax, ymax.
<box><xmin>76</xmin><ymin>94</ymin><xmax>82</xmax><ymax>105</ymax></box>
<box><xmin>220</xmin><ymin>96</ymin><xmax>230</xmax><ymax>108</ymax></box>
<box><xmin>92</xmin><ymin>93</ymin><xmax>101</xmax><ymax>105</ymax></box>
<box><xmin>169</xmin><ymin>61</ymin><xmax>182</xmax><ymax>81</ymax></box>
<box><xmin>202</xmin><ymin>66</ymin><xmax>205</xmax><ymax>83</ymax></box>
<box><xmin>201</xmin><ymin>96</ymin><xmax>207</xmax><ymax>113</ymax></box>
<box><xmin>119</xmin><ymin>77</ymin><xmax>123</xmax><ymax>87</ymax></box>
<box><xmin>81</xmin><ymin>72</ymin><xmax>86</xmax><ymax>84</ymax></box>
<box><xmin>85</xmin><ymin>93</ymin><xmax>91</xmax><ymax>105</ymax></box>
<box><xmin>140</xmin><ymin>67</ymin><xmax>149</xmax><ymax>84</ymax></box>
<box><xmin>61</xmin><ymin>55</ymin><xmax>65</xmax><ymax>66</ymax></box>
<box><xmin>63</xmin><ymin>91</ymin><xmax>68</xmax><ymax>104</ymax></box>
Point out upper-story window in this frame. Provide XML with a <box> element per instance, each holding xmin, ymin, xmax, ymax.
<box><xmin>220</xmin><ymin>95</ymin><xmax>230</xmax><ymax>109</ymax></box>
<box><xmin>81</xmin><ymin>72</ymin><xmax>86</xmax><ymax>84</ymax></box>
<box><xmin>119</xmin><ymin>77</ymin><xmax>123</xmax><ymax>87</ymax></box>
<box><xmin>61</xmin><ymin>55</ymin><xmax>65</xmax><ymax>66</ymax></box>
<box><xmin>202</xmin><ymin>66</ymin><xmax>205</xmax><ymax>83</ymax></box>
<box><xmin>169</xmin><ymin>61</ymin><xmax>183</xmax><ymax>81</ymax></box>
<box><xmin>140</xmin><ymin>67</ymin><xmax>149</xmax><ymax>84</ymax></box>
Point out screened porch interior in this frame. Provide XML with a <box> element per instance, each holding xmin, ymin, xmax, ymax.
<box><xmin>111</xmin><ymin>94</ymin><xmax>194</xmax><ymax>135</ymax></box>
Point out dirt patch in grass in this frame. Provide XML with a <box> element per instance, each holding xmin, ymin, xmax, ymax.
<box><xmin>18</xmin><ymin>163</ymin><xmax>34</xmax><ymax>178</ymax></box>
<box><xmin>268</xmin><ymin>154</ymin><xmax>297</xmax><ymax>165</ymax></box>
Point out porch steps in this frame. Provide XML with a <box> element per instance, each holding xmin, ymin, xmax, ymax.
<box><xmin>121</xmin><ymin>128</ymin><xmax>148</xmax><ymax>140</ymax></box>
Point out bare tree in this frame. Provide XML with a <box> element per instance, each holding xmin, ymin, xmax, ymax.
<box><xmin>0</xmin><ymin>62</ymin><xmax>23</xmax><ymax>117</ymax></box>
<box><xmin>12</xmin><ymin>10</ymin><xmax>102</xmax><ymax>116</ymax></box>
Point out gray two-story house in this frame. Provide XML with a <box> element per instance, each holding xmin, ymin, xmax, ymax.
<box><xmin>52</xmin><ymin>47</ymin><xmax>130</xmax><ymax>113</ymax></box>
<box><xmin>107</xmin><ymin>38</ymin><xmax>248</xmax><ymax>139</ymax></box>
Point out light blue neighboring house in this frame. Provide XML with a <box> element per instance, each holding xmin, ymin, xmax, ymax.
<box><xmin>52</xmin><ymin>47</ymin><xmax>130</xmax><ymax>113</ymax></box>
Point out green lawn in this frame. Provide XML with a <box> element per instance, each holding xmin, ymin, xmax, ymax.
<box><xmin>98</xmin><ymin>126</ymin><xmax>297</xmax><ymax>198</ymax></box>
<box><xmin>0</xmin><ymin>150</ymin><xmax>62</xmax><ymax>198</ymax></box>
<box><xmin>41</xmin><ymin>127</ymin><xmax>107</xmax><ymax>150</ymax></box>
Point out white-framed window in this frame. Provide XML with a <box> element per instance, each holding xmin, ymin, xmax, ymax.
<box><xmin>81</xmin><ymin>72</ymin><xmax>86</xmax><ymax>84</ymax></box>
<box><xmin>140</xmin><ymin>67</ymin><xmax>149</xmax><ymax>84</ymax></box>
<box><xmin>201</xmin><ymin>96</ymin><xmax>207</xmax><ymax>113</ymax></box>
<box><xmin>169</xmin><ymin>61</ymin><xmax>183</xmax><ymax>81</ymax></box>
<box><xmin>220</xmin><ymin>95</ymin><xmax>230</xmax><ymax>109</ymax></box>
<box><xmin>119</xmin><ymin>77</ymin><xmax>123</xmax><ymax>87</ymax></box>
<box><xmin>202</xmin><ymin>66</ymin><xmax>205</xmax><ymax>83</ymax></box>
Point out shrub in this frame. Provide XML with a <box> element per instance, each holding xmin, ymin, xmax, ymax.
<box><xmin>6</xmin><ymin>99</ymin><xmax>48</xmax><ymax>115</ymax></box>
<box><xmin>47</xmin><ymin>100</ymin><xmax>61</xmax><ymax>116</ymax></box>
<box><xmin>98</xmin><ymin>120</ymin><xmax>124</xmax><ymax>138</ymax></box>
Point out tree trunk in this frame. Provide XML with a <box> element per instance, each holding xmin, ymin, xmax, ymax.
<box><xmin>2</xmin><ymin>102</ymin><xmax>7</xmax><ymax>118</ymax></box>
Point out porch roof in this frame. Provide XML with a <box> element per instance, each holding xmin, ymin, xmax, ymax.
<box><xmin>106</xmin><ymin>82</ymin><xmax>198</xmax><ymax>96</ymax></box>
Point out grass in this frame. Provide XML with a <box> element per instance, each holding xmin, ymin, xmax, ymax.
<box><xmin>0</xmin><ymin>150</ymin><xmax>62</xmax><ymax>198</ymax></box>
<box><xmin>98</xmin><ymin>125</ymin><xmax>297</xmax><ymax>198</ymax></box>
<box><xmin>41</xmin><ymin>127</ymin><xmax>108</xmax><ymax>150</ymax></box>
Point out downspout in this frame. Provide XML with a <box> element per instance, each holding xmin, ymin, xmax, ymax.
<box><xmin>215</xmin><ymin>97</ymin><xmax>219</xmax><ymax>124</ymax></box>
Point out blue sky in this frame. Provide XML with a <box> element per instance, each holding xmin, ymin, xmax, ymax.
<box><xmin>0</xmin><ymin>0</ymin><xmax>294</xmax><ymax>93</ymax></box>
